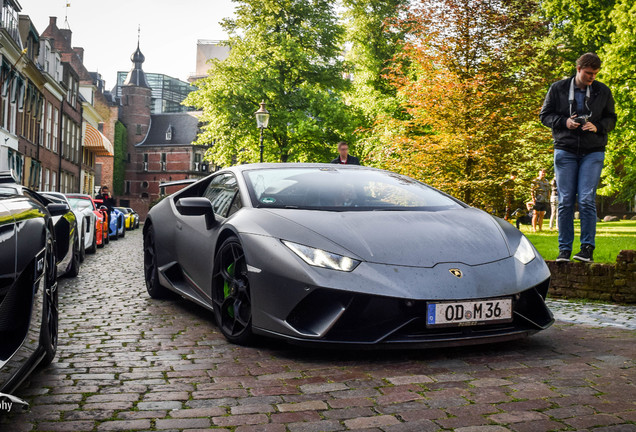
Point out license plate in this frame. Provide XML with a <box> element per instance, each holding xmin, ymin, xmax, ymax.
<box><xmin>426</xmin><ymin>298</ymin><xmax>513</xmax><ymax>327</ymax></box>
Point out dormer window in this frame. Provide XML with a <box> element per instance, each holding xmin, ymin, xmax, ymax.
<box><xmin>165</xmin><ymin>125</ymin><xmax>173</xmax><ymax>141</ymax></box>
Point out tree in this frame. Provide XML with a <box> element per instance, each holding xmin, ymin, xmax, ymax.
<box><xmin>370</xmin><ymin>0</ymin><xmax>553</xmax><ymax>213</ymax></box>
<box><xmin>185</xmin><ymin>0</ymin><xmax>358</xmax><ymax>165</ymax></box>
<box><xmin>598</xmin><ymin>0</ymin><xmax>636</xmax><ymax>203</ymax></box>
<box><xmin>341</xmin><ymin>0</ymin><xmax>408</xmax><ymax>160</ymax></box>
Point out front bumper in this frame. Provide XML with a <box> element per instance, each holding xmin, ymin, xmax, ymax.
<box><xmin>241</xmin><ymin>233</ymin><xmax>553</xmax><ymax>348</ymax></box>
<box><xmin>253</xmin><ymin>282</ymin><xmax>553</xmax><ymax>348</ymax></box>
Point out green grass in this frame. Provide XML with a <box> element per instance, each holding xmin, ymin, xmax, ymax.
<box><xmin>517</xmin><ymin>220</ymin><xmax>636</xmax><ymax>263</ymax></box>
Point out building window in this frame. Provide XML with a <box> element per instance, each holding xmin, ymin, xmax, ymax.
<box><xmin>52</xmin><ymin>108</ymin><xmax>59</xmax><ymax>153</ymax></box>
<box><xmin>143</xmin><ymin>153</ymin><xmax>148</xmax><ymax>171</ymax></box>
<box><xmin>43</xmin><ymin>168</ymin><xmax>50</xmax><ymax>191</ymax></box>
<box><xmin>165</xmin><ymin>126</ymin><xmax>172</xmax><ymax>141</ymax></box>
<box><xmin>51</xmin><ymin>171</ymin><xmax>57</xmax><ymax>192</ymax></box>
<box><xmin>141</xmin><ymin>181</ymin><xmax>149</xmax><ymax>189</ymax></box>
<box><xmin>125</xmin><ymin>181</ymin><xmax>131</xmax><ymax>195</ymax></box>
<box><xmin>161</xmin><ymin>153</ymin><xmax>166</xmax><ymax>171</ymax></box>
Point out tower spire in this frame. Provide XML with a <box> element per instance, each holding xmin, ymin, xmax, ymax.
<box><xmin>123</xmin><ymin>27</ymin><xmax>150</xmax><ymax>88</ymax></box>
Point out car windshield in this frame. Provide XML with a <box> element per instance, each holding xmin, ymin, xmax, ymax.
<box><xmin>243</xmin><ymin>167</ymin><xmax>463</xmax><ymax>211</ymax></box>
<box><xmin>67</xmin><ymin>197</ymin><xmax>94</xmax><ymax>211</ymax></box>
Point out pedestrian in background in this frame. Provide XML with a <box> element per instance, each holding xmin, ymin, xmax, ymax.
<box><xmin>539</xmin><ymin>52</ymin><xmax>616</xmax><ymax>262</ymax></box>
<box><xmin>530</xmin><ymin>169</ymin><xmax>550</xmax><ymax>232</ymax></box>
<box><xmin>549</xmin><ymin>178</ymin><xmax>559</xmax><ymax>231</ymax></box>
<box><xmin>330</xmin><ymin>141</ymin><xmax>360</xmax><ymax>165</ymax></box>
<box><xmin>502</xmin><ymin>172</ymin><xmax>517</xmax><ymax>221</ymax></box>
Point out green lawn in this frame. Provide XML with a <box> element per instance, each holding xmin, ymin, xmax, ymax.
<box><xmin>518</xmin><ymin>220</ymin><xmax>636</xmax><ymax>263</ymax></box>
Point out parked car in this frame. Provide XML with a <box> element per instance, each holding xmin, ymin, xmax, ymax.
<box><xmin>126</xmin><ymin>207</ymin><xmax>140</xmax><ymax>229</ymax></box>
<box><xmin>115</xmin><ymin>207</ymin><xmax>134</xmax><ymax>230</ymax></box>
<box><xmin>143</xmin><ymin>164</ymin><xmax>553</xmax><ymax>347</ymax></box>
<box><xmin>93</xmin><ymin>199</ymin><xmax>125</xmax><ymax>240</ymax></box>
<box><xmin>1</xmin><ymin>181</ymin><xmax>79</xmax><ymax>278</ymax></box>
<box><xmin>65</xmin><ymin>194</ymin><xmax>108</xmax><ymax>249</ymax></box>
<box><xmin>43</xmin><ymin>192</ymin><xmax>94</xmax><ymax>262</ymax></box>
<box><xmin>0</xmin><ymin>171</ymin><xmax>59</xmax><ymax>409</ymax></box>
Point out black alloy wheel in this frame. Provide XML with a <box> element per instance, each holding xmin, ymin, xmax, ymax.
<box><xmin>143</xmin><ymin>224</ymin><xmax>170</xmax><ymax>298</ymax></box>
<box><xmin>79</xmin><ymin>233</ymin><xmax>86</xmax><ymax>262</ymax></box>
<box><xmin>67</xmin><ymin>240</ymin><xmax>80</xmax><ymax>278</ymax></box>
<box><xmin>40</xmin><ymin>233</ymin><xmax>58</xmax><ymax>366</ymax></box>
<box><xmin>87</xmin><ymin>228</ymin><xmax>97</xmax><ymax>253</ymax></box>
<box><xmin>212</xmin><ymin>236</ymin><xmax>253</xmax><ymax>345</ymax></box>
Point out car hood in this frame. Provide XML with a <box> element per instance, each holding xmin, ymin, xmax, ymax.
<box><xmin>263</xmin><ymin>207</ymin><xmax>511</xmax><ymax>267</ymax></box>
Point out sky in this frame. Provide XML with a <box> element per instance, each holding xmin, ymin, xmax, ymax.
<box><xmin>20</xmin><ymin>0</ymin><xmax>235</xmax><ymax>90</ymax></box>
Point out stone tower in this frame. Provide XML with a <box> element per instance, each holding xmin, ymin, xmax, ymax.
<box><xmin>121</xmin><ymin>42</ymin><xmax>152</xmax><ymax>149</ymax></box>
<box><xmin>120</xmin><ymin>42</ymin><xmax>152</xmax><ymax>214</ymax></box>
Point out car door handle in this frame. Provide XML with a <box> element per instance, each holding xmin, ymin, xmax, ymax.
<box><xmin>176</xmin><ymin>221</ymin><xmax>182</xmax><ymax>230</ymax></box>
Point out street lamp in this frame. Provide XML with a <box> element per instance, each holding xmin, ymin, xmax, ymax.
<box><xmin>254</xmin><ymin>100</ymin><xmax>270</xmax><ymax>163</ymax></box>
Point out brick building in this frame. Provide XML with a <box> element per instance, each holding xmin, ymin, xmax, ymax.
<box><xmin>116</xmin><ymin>43</ymin><xmax>208</xmax><ymax>220</ymax></box>
<box><xmin>41</xmin><ymin>17</ymin><xmax>114</xmax><ymax>194</ymax></box>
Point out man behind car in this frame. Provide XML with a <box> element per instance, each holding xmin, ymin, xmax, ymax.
<box><xmin>539</xmin><ymin>52</ymin><xmax>616</xmax><ymax>263</ymax></box>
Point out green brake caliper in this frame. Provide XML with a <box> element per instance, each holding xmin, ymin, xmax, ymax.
<box><xmin>223</xmin><ymin>263</ymin><xmax>235</xmax><ymax>318</ymax></box>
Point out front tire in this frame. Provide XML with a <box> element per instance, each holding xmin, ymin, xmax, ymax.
<box><xmin>143</xmin><ymin>224</ymin><xmax>170</xmax><ymax>298</ymax></box>
<box><xmin>66</xmin><ymin>241</ymin><xmax>80</xmax><ymax>278</ymax></box>
<box><xmin>79</xmin><ymin>234</ymin><xmax>86</xmax><ymax>262</ymax></box>
<box><xmin>212</xmin><ymin>236</ymin><xmax>253</xmax><ymax>345</ymax></box>
<box><xmin>40</xmin><ymin>233</ymin><xmax>58</xmax><ymax>366</ymax></box>
<box><xmin>88</xmin><ymin>229</ymin><xmax>97</xmax><ymax>254</ymax></box>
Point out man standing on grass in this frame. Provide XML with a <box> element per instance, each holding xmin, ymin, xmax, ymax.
<box><xmin>540</xmin><ymin>52</ymin><xmax>616</xmax><ymax>262</ymax></box>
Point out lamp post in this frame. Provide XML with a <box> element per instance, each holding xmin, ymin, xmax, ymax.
<box><xmin>254</xmin><ymin>100</ymin><xmax>270</xmax><ymax>163</ymax></box>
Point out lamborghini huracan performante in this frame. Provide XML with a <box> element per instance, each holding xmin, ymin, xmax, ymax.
<box><xmin>144</xmin><ymin>164</ymin><xmax>553</xmax><ymax>348</ymax></box>
<box><xmin>0</xmin><ymin>172</ymin><xmax>58</xmax><ymax>410</ymax></box>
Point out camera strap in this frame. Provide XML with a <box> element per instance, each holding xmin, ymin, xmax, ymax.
<box><xmin>569</xmin><ymin>77</ymin><xmax>591</xmax><ymax>117</ymax></box>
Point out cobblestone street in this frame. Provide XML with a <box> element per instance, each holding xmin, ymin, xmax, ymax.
<box><xmin>2</xmin><ymin>227</ymin><xmax>635</xmax><ymax>432</ymax></box>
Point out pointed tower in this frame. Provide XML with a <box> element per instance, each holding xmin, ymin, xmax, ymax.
<box><xmin>120</xmin><ymin>38</ymin><xmax>153</xmax><ymax>217</ymax></box>
<box><xmin>121</xmin><ymin>41</ymin><xmax>152</xmax><ymax>148</ymax></box>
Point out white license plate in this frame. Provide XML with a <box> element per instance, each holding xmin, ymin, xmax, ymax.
<box><xmin>426</xmin><ymin>298</ymin><xmax>513</xmax><ymax>327</ymax></box>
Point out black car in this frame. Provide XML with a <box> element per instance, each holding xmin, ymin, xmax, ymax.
<box><xmin>2</xmin><ymin>183</ymin><xmax>80</xmax><ymax>279</ymax></box>
<box><xmin>144</xmin><ymin>164</ymin><xmax>553</xmax><ymax>348</ymax></box>
<box><xmin>0</xmin><ymin>171</ymin><xmax>60</xmax><ymax>412</ymax></box>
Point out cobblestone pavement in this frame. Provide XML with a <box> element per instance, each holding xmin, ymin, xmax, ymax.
<box><xmin>2</xmin><ymin>227</ymin><xmax>635</xmax><ymax>432</ymax></box>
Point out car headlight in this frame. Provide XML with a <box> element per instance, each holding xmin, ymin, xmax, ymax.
<box><xmin>282</xmin><ymin>240</ymin><xmax>361</xmax><ymax>272</ymax></box>
<box><xmin>514</xmin><ymin>235</ymin><xmax>535</xmax><ymax>264</ymax></box>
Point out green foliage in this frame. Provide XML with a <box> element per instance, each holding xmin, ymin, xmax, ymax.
<box><xmin>598</xmin><ymin>0</ymin><xmax>636</xmax><ymax>203</ymax></box>
<box><xmin>112</xmin><ymin>121</ymin><xmax>127</xmax><ymax>196</ymax></box>
<box><xmin>185</xmin><ymin>0</ymin><xmax>359</xmax><ymax>165</ymax></box>
<box><xmin>366</xmin><ymin>0</ymin><xmax>553</xmax><ymax>213</ymax></box>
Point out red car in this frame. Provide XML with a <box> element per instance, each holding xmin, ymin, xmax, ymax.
<box><xmin>65</xmin><ymin>194</ymin><xmax>109</xmax><ymax>248</ymax></box>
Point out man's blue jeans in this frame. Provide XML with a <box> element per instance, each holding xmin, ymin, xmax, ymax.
<box><xmin>554</xmin><ymin>149</ymin><xmax>605</xmax><ymax>252</ymax></box>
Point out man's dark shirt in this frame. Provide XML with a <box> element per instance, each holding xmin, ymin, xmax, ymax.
<box><xmin>95</xmin><ymin>193</ymin><xmax>115</xmax><ymax>211</ymax></box>
<box><xmin>330</xmin><ymin>155</ymin><xmax>360</xmax><ymax>165</ymax></box>
<box><xmin>539</xmin><ymin>76</ymin><xmax>616</xmax><ymax>154</ymax></box>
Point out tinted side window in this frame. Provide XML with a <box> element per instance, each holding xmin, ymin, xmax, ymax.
<box><xmin>203</xmin><ymin>174</ymin><xmax>238</xmax><ymax>218</ymax></box>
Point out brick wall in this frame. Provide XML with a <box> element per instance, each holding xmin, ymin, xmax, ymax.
<box><xmin>547</xmin><ymin>250</ymin><xmax>636</xmax><ymax>303</ymax></box>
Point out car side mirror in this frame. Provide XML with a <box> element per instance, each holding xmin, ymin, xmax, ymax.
<box><xmin>99</xmin><ymin>205</ymin><xmax>108</xmax><ymax>211</ymax></box>
<box><xmin>47</xmin><ymin>202</ymin><xmax>70</xmax><ymax>217</ymax></box>
<box><xmin>176</xmin><ymin>197</ymin><xmax>216</xmax><ymax>229</ymax></box>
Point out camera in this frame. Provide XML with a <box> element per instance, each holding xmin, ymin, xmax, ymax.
<box><xmin>573</xmin><ymin>115</ymin><xmax>589</xmax><ymax>125</ymax></box>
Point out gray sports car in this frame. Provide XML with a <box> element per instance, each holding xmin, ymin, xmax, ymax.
<box><xmin>144</xmin><ymin>164</ymin><xmax>553</xmax><ymax>347</ymax></box>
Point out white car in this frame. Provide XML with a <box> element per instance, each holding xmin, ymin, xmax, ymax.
<box><xmin>43</xmin><ymin>192</ymin><xmax>97</xmax><ymax>259</ymax></box>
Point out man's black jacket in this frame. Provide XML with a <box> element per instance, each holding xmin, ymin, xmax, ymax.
<box><xmin>330</xmin><ymin>155</ymin><xmax>360</xmax><ymax>165</ymax></box>
<box><xmin>539</xmin><ymin>77</ymin><xmax>616</xmax><ymax>154</ymax></box>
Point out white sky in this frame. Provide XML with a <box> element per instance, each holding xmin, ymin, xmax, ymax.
<box><xmin>19</xmin><ymin>0</ymin><xmax>235</xmax><ymax>90</ymax></box>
